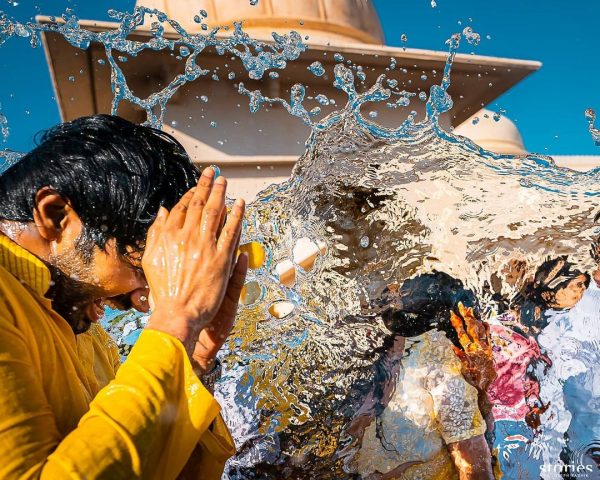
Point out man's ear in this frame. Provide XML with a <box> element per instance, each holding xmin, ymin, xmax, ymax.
<box><xmin>32</xmin><ymin>187</ymin><xmax>74</xmax><ymax>241</ymax></box>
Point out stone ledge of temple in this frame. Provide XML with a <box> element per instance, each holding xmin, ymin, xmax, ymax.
<box><xmin>551</xmin><ymin>155</ymin><xmax>600</xmax><ymax>171</ymax></box>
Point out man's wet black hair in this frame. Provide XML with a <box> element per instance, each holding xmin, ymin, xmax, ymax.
<box><xmin>0</xmin><ymin>114</ymin><xmax>199</xmax><ymax>257</ymax></box>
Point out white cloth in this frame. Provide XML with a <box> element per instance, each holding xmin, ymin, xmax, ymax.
<box><xmin>352</xmin><ymin>330</ymin><xmax>485</xmax><ymax>479</ymax></box>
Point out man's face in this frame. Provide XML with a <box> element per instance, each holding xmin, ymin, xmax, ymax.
<box><xmin>48</xmin><ymin>231</ymin><xmax>148</xmax><ymax>334</ymax></box>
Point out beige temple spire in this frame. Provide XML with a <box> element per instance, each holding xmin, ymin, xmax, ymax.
<box><xmin>134</xmin><ymin>0</ymin><xmax>385</xmax><ymax>44</ymax></box>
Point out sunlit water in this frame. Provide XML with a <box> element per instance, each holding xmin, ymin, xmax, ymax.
<box><xmin>1</xmin><ymin>5</ymin><xmax>599</xmax><ymax>479</ymax></box>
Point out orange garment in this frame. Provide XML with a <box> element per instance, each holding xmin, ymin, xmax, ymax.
<box><xmin>0</xmin><ymin>235</ymin><xmax>235</xmax><ymax>479</ymax></box>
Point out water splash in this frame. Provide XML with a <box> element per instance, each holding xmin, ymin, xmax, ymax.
<box><xmin>308</xmin><ymin>61</ymin><xmax>325</xmax><ymax>77</ymax></box>
<box><xmin>0</xmin><ymin>6</ymin><xmax>307</xmax><ymax>127</ymax></box>
<box><xmin>1</xmin><ymin>5</ymin><xmax>599</xmax><ymax>479</ymax></box>
<box><xmin>0</xmin><ymin>103</ymin><xmax>8</xmax><ymax>142</ymax></box>
<box><xmin>585</xmin><ymin>108</ymin><xmax>600</xmax><ymax>145</ymax></box>
<box><xmin>212</xmin><ymin>27</ymin><xmax>599</xmax><ymax>478</ymax></box>
<box><xmin>0</xmin><ymin>149</ymin><xmax>22</xmax><ymax>174</ymax></box>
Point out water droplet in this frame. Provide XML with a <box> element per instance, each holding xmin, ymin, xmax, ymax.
<box><xmin>472</xmin><ymin>116</ymin><xmax>480</xmax><ymax>125</ymax></box>
<box><xmin>228</xmin><ymin>71</ymin><xmax>236</xmax><ymax>80</ymax></box>
<box><xmin>334</xmin><ymin>53</ymin><xmax>344</xmax><ymax>62</ymax></box>
<box><xmin>359</xmin><ymin>236</ymin><xmax>370</xmax><ymax>248</ymax></box>
<box><xmin>170</xmin><ymin>120</ymin><xmax>178</xmax><ymax>127</ymax></box>
<box><xmin>368</xmin><ymin>111</ymin><xmax>378</xmax><ymax>119</ymax></box>
<box><xmin>269</xmin><ymin>301</ymin><xmax>295</xmax><ymax>319</ymax></box>
<box><xmin>249</xmin><ymin>0</ymin><xmax>259</xmax><ymax>5</ymax></box>
<box><xmin>419</xmin><ymin>91</ymin><xmax>427</xmax><ymax>101</ymax></box>
<box><xmin>97</xmin><ymin>59</ymin><xmax>105</xmax><ymax>65</ymax></box>
<box><xmin>210</xmin><ymin>121</ymin><xmax>217</xmax><ymax>128</ymax></box>
<box><xmin>241</xmin><ymin>281</ymin><xmax>262</xmax><ymax>305</ymax></box>
<box><xmin>308</xmin><ymin>61</ymin><xmax>325</xmax><ymax>77</ymax></box>
<box><xmin>462</xmin><ymin>26</ymin><xmax>481</xmax><ymax>46</ymax></box>
<box><xmin>118</xmin><ymin>55</ymin><xmax>128</xmax><ymax>63</ymax></box>
<box><xmin>269</xmin><ymin>71</ymin><xmax>279</xmax><ymax>79</ymax></box>
<box><xmin>316</xmin><ymin>94</ymin><xmax>329</xmax><ymax>106</ymax></box>
<box><xmin>68</xmin><ymin>75</ymin><xmax>75</xmax><ymax>82</ymax></box>
<box><xmin>420</xmin><ymin>74</ymin><xmax>428</xmax><ymax>81</ymax></box>
<box><xmin>200</xmin><ymin>95</ymin><xmax>209</xmax><ymax>103</ymax></box>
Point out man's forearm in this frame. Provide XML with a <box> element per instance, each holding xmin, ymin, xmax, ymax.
<box><xmin>50</xmin><ymin>329</ymin><xmax>221</xmax><ymax>479</ymax></box>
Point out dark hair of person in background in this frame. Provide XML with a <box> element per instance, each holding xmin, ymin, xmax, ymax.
<box><xmin>0</xmin><ymin>114</ymin><xmax>200</xmax><ymax>262</ymax></box>
<box><xmin>363</xmin><ymin>272</ymin><xmax>481</xmax><ymax>449</ymax></box>
<box><xmin>512</xmin><ymin>256</ymin><xmax>590</xmax><ymax>331</ymax></box>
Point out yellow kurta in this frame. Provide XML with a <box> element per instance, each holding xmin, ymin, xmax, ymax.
<box><xmin>0</xmin><ymin>235</ymin><xmax>235</xmax><ymax>479</ymax></box>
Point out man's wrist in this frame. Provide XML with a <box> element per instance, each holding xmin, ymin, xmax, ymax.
<box><xmin>192</xmin><ymin>356</ymin><xmax>216</xmax><ymax>376</ymax></box>
<box><xmin>146</xmin><ymin>308</ymin><xmax>207</xmax><ymax>355</ymax></box>
<box><xmin>197</xmin><ymin>359</ymin><xmax>222</xmax><ymax>394</ymax></box>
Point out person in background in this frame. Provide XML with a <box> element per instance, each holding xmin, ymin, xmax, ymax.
<box><xmin>346</xmin><ymin>273</ymin><xmax>495</xmax><ymax>480</ymax></box>
<box><xmin>488</xmin><ymin>253</ymin><xmax>591</xmax><ymax>479</ymax></box>
<box><xmin>0</xmin><ymin>115</ymin><xmax>247</xmax><ymax>479</ymax></box>
<box><xmin>535</xmin><ymin>226</ymin><xmax>599</xmax><ymax>479</ymax></box>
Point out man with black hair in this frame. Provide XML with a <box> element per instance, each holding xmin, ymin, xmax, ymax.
<box><xmin>0</xmin><ymin>115</ymin><xmax>247</xmax><ymax>479</ymax></box>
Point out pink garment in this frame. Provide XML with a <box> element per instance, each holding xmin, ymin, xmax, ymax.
<box><xmin>488</xmin><ymin>316</ymin><xmax>547</xmax><ymax>422</ymax></box>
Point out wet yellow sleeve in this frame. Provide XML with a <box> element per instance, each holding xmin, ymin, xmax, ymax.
<box><xmin>0</xmin><ymin>319</ymin><xmax>232</xmax><ymax>479</ymax></box>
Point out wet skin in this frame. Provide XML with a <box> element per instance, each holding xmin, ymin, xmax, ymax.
<box><xmin>550</xmin><ymin>274</ymin><xmax>589</xmax><ymax>310</ymax></box>
<box><xmin>2</xmin><ymin>167</ymin><xmax>248</xmax><ymax>373</ymax></box>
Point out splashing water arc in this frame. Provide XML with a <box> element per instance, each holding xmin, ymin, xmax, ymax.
<box><xmin>1</xmin><ymin>3</ymin><xmax>600</xmax><ymax>479</ymax></box>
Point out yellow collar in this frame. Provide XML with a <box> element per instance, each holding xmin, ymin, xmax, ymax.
<box><xmin>0</xmin><ymin>235</ymin><xmax>51</xmax><ymax>297</ymax></box>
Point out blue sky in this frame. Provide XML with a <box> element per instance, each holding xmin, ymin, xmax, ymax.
<box><xmin>1</xmin><ymin>0</ymin><xmax>599</xmax><ymax>155</ymax></box>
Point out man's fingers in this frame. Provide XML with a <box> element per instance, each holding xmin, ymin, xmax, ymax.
<box><xmin>216</xmin><ymin>206</ymin><xmax>228</xmax><ymax>240</ymax></box>
<box><xmin>143</xmin><ymin>207</ymin><xmax>169</xmax><ymax>269</ymax></box>
<box><xmin>165</xmin><ymin>188</ymin><xmax>195</xmax><ymax>230</ymax></box>
<box><xmin>200</xmin><ymin>176</ymin><xmax>227</xmax><ymax>240</ymax></box>
<box><xmin>227</xmin><ymin>253</ymin><xmax>249</xmax><ymax>302</ymax></box>
<box><xmin>184</xmin><ymin>167</ymin><xmax>215</xmax><ymax>230</ymax></box>
<box><xmin>229</xmin><ymin>231</ymin><xmax>242</xmax><ymax>278</ymax></box>
<box><xmin>146</xmin><ymin>206</ymin><xmax>168</xmax><ymax>243</ymax></box>
<box><xmin>218</xmin><ymin>198</ymin><xmax>245</xmax><ymax>254</ymax></box>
